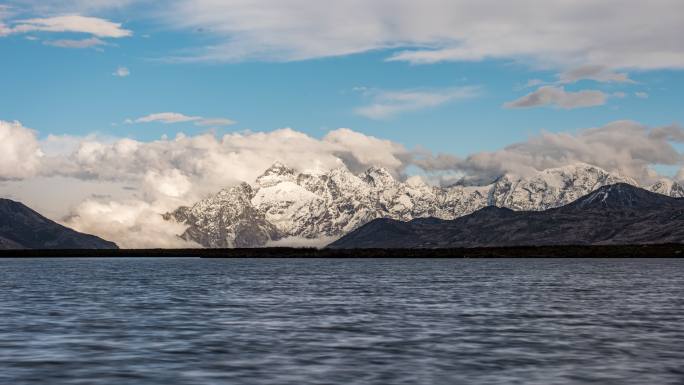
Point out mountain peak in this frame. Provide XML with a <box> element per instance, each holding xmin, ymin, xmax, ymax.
<box><xmin>566</xmin><ymin>183</ymin><xmax>675</xmax><ymax>210</ymax></box>
<box><xmin>362</xmin><ymin>166</ymin><xmax>395</xmax><ymax>187</ymax></box>
<box><xmin>262</xmin><ymin>161</ymin><xmax>295</xmax><ymax>176</ymax></box>
<box><xmin>255</xmin><ymin>162</ymin><xmax>297</xmax><ymax>188</ymax></box>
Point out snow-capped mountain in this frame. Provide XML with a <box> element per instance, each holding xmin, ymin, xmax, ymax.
<box><xmin>165</xmin><ymin>162</ymin><xmax>684</xmax><ymax>247</ymax></box>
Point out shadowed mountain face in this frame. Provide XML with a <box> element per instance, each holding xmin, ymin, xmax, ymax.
<box><xmin>0</xmin><ymin>199</ymin><xmax>118</xmax><ymax>250</ymax></box>
<box><xmin>328</xmin><ymin>184</ymin><xmax>684</xmax><ymax>249</ymax></box>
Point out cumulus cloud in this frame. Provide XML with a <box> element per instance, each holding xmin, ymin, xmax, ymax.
<box><xmin>131</xmin><ymin>112</ymin><xmax>235</xmax><ymax>126</ymax></box>
<box><xmin>0</xmin><ymin>120</ymin><xmax>44</xmax><ymax>180</ymax></box>
<box><xmin>676</xmin><ymin>168</ymin><xmax>684</xmax><ymax>182</ymax></box>
<box><xmin>52</xmin><ymin>128</ymin><xmax>410</xmax><ymax>188</ymax></box>
<box><xmin>427</xmin><ymin>121</ymin><xmax>684</xmax><ymax>183</ymax></box>
<box><xmin>355</xmin><ymin>87</ymin><xmax>480</xmax><ymax>119</ymax></box>
<box><xmin>63</xmin><ymin>199</ymin><xmax>198</xmax><ymax>249</ymax></box>
<box><xmin>113</xmin><ymin>66</ymin><xmax>129</xmax><ymax>77</ymax></box>
<box><xmin>504</xmin><ymin>86</ymin><xmax>607</xmax><ymax>109</ymax></box>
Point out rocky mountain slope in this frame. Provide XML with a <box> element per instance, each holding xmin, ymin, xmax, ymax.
<box><xmin>329</xmin><ymin>184</ymin><xmax>684</xmax><ymax>248</ymax></box>
<box><xmin>166</xmin><ymin>162</ymin><xmax>684</xmax><ymax>248</ymax></box>
<box><xmin>0</xmin><ymin>199</ymin><xmax>118</xmax><ymax>250</ymax></box>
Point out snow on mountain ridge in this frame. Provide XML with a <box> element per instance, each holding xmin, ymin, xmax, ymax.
<box><xmin>167</xmin><ymin>162</ymin><xmax>681</xmax><ymax>247</ymax></box>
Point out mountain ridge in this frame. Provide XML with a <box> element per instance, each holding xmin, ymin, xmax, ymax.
<box><xmin>0</xmin><ymin>198</ymin><xmax>118</xmax><ymax>250</ymax></box>
<box><xmin>166</xmin><ymin>163</ymin><xmax>684</xmax><ymax>248</ymax></box>
<box><xmin>329</xmin><ymin>183</ymin><xmax>684</xmax><ymax>249</ymax></box>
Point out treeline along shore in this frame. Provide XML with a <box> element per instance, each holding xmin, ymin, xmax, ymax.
<box><xmin>1</xmin><ymin>244</ymin><xmax>684</xmax><ymax>258</ymax></box>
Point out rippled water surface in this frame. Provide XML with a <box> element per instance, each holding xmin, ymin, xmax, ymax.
<box><xmin>1</xmin><ymin>258</ymin><xmax>684</xmax><ymax>385</ymax></box>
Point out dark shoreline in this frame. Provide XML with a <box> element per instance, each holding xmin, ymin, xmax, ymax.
<box><xmin>1</xmin><ymin>244</ymin><xmax>684</xmax><ymax>258</ymax></box>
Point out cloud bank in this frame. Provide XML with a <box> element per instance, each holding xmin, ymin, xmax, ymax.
<box><xmin>2</xmin><ymin>119</ymin><xmax>684</xmax><ymax>247</ymax></box>
<box><xmin>0</xmin><ymin>121</ymin><xmax>43</xmax><ymax>180</ymax></box>
<box><xmin>425</xmin><ymin>121</ymin><xmax>684</xmax><ymax>183</ymax></box>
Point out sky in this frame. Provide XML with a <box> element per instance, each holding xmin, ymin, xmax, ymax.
<box><xmin>1</xmin><ymin>0</ymin><xmax>683</xmax><ymax>246</ymax></box>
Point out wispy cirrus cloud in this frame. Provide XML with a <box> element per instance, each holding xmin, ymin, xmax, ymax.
<box><xmin>355</xmin><ymin>87</ymin><xmax>480</xmax><ymax>120</ymax></box>
<box><xmin>8</xmin><ymin>15</ymin><xmax>131</xmax><ymax>38</ymax></box>
<box><xmin>6</xmin><ymin>1</ymin><xmax>683</xmax><ymax>73</ymax></box>
<box><xmin>157</xmin><ymin>0</ymin><xmax>683</xmax><ymax>70</ymax></box>
<box><xmin>0</xmin><ymin>12</ymin><xmax>131</xmax><ymax>49</ymax></box>
<box><xmin>558</xmin><ymin>65</ymin><xmax>633</xmax><ymax>84</ymax></box>
<box><xmin>128</xmin><ymin>112</ymin><xmax>236</xmax><ymax>126</ymax></box>
<box><xmin>504</xmin><ymin>86</ymin><xmax>607</xmax><ymax>110</ymax></box>
<box><xmin>44</xmin><ymin>36</ymin><xmax>106</xmax><ymax>49</ymax></box>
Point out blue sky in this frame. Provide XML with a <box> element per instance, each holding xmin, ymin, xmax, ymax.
<box><xmin>1</xmin><ymin>1</ymin><xmax>682</xmax><ymax>156</ymax></box>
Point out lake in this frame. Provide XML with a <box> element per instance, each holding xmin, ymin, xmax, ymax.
<box><xmin>1</xmin><ymin>258</ymin><xmax>683</xmax><ymax>384</ymax></box>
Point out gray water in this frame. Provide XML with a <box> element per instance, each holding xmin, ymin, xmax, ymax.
<box><xmin>1</xmin><ymin>258</ymin><xmax>683</xmax><ymax>385</ymax></box>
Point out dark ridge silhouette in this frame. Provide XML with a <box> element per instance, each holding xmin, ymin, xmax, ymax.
<box><xmin>329</xmin><ymin>183</ymin><xmax>684</xmax><ymax>249</ymax></box>
<box><xmin>0</xmin><ymin>198</ymin><xmax>118</xmax><ymax>250</ymax></box>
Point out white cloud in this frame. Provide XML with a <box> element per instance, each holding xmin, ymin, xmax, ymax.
<box><xmin>635</xmin><ymin>92</ymin><xmax>649</xmax><ymax>99</ymax></box>
<box><xmin>0</xmin><ymin>120</ymin><xmax>44</xmax><ymax>180</ymax></box>
<box><xmin>7</xmin><ymin>1</ymin><xmax>683</xmax><ymax>72</ymax></box>
<box><xmin>416</xmin><ymin>121</ymin><xmax>684</xmax><ymax>183</ymax></box>
<box><xmin>131</xmin><ymin>112</ymin><xmax>236</xmax><ymax>126</ymax></box>
<box><xmin>676</xmin><ymin>167</ymin><xmax>684</xmax><ymax>182</ymax></box>
<box><xmin>355</xmin><ymin>87</ymin><xmax>480</xmax><ymax>119</ymax></box>
<box><xmin>148</xmin><ymin>0</ymin><xmax>683</xmax><ymax>70</ymax></box>
<box><xmin>504</xmin><ymin>86</ymin><xmax>607</xmax><ymax>109</ymax></box>
<box><xmin>113</xmin><ymin>66</ymin><xmax>130</xmax><ymax>77</ymax></box>
<box><xmin>10</xmin><ymin>15</ymin><xmax>131</xmax><ymax>38</ymax></box>
<box><xmin>52</xmin><ymin>128</ymin><xmax>410</xmax><ymax>189</ymax></box>
<box><xmin>134</xmin><ymin>112</ymin><xmax>202</xmax><ymax>124</ymax></box>
<box><xmin>44</xmin><ymin>37</ymin><xmax>106</xmax><ymax>48</ymax></box>
<box><xmin>63</xmin><ymin>199</ymin><xmax>198</xmax><ymax>249</ymax></box>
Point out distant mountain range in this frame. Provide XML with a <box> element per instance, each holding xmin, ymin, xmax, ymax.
<box><xmin>329</xmin><ymin>183</ymin><xmax>684</xmax><ymax>248</ymax></box>
<box><xmin>165</xmin><ymin>162</ymin><xmax>684</xmax><ymax>248</ymax></box>
<box><xmin>0</xmin><ymin>199</ymin><xmax>118</xmax><ymax>250</ymax></box>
